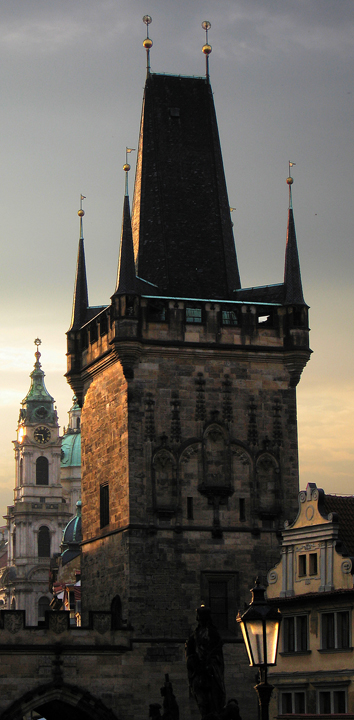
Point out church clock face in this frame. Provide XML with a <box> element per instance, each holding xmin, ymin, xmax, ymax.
<box><xmin>34</xmin><ymin>426</ymin><xmax>51</xmax><ymax>444</ymax></box>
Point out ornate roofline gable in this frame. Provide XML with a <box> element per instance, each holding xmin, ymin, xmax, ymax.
<box><xmin>267</xmin><ymin>484</ymin><xmax>354</xmax><ymax>599</ymax></box>
<box><xmin>284</xmin><ymin>482</ymin><xmax>331</xmax><ymax>533</ymax></box>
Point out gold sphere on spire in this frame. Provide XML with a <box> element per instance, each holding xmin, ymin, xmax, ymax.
<box><xmin>78</xmin><ymin>209</ymin><xmax>85</xmax><ymax>217</ymax></box>
<box><xmin>123</xmin><ymin>163</ymin><xmax>131</xmax><ymax>172</ymax></box>
<box><xmin>202</xmin><ymin>43</ymin><xmax>212</xmax><ymax>55</ymax></box>
<box><xmin>143</xmin><ymin>37</ymin><xmax>153</xmax><ymax>49</ymax></box>
<box><xmin>286</xmin><ymin>177</ymin><xmax>294</xmax><ymax>185</ymax></box>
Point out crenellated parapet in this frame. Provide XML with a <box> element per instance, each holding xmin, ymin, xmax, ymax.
<box><xmin>66</xmin><ymin>293</ymin><xmax>310</xmax><ymax>403</ymax></box>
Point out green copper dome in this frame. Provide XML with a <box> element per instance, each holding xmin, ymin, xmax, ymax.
<box><xmin>61</xmin><ymin>501</ymin><xmax>82</xmax><ymax>566</ymax></box>
<box><xmin>61</xmin><ymin>432</ymin><xmax>81</xmax><ymax>467</ymax></box>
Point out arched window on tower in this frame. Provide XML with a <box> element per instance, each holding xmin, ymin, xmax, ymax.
<box><xmin>38</xmin><ymin>596</ymin><xmax>50</xmax><ymax>625</ymax></box>
<box><xmin>38</xmin><ymin>526</ymin><xmax>50</xmax><ymax>557</ymax></box>
<box><xmin>12</xmin><ymin>530</ymin><xmax>16</xmax><ymax>559</ymax></box>
<box><xmin>36</xmin><ymin>457</ymin><xmax>49</xmax><ymax>485</ymax></box>
<box><xmin>19</xmin><ymin>458</ymin><xmax>23</xmax><ymax>486</ymax></box>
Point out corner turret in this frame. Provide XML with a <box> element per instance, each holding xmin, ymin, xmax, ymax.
<box><xmin>115</xmin><ymin>162</ymin><xmax>138</xmax><ymax>295</ymax></box>
<box><xmin>69</xmin><ymin>198</ymin><xmax>89</xmax><ymax>331</ymax></box>
<box><xmin>284</xmin><ymin>175</ymin><xmax>305</xmax><ymax>305</ymax></box>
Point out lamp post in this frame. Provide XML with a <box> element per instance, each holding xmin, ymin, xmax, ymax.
<box><xmin>237</xmin><ymin>578</ymin><xmax>282</xmax><ymax>720</ymax></box>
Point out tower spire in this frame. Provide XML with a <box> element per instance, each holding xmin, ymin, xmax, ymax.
<box><xmin>284</xmin><ymin>171</ymin><xmax>305</xmax><ymax>305</ymax></box>
<box><xmin>69</xmin><ymin>196</ymin><xmax>89</xmax><ymax>330</ymax></box>
<box><xmin>115</xmin><ymin>157</ymin><xmax>138</xmax><ymax>294</ymax></box>
<box><xmin>202</xmin><ymin>21</ymin><xmax>212</xmax><ymax>82</ymax></box>
<box><xmin>143</xmin><ymin>15</ymin><xmax>153</xmax><ymax>78</ymax></box>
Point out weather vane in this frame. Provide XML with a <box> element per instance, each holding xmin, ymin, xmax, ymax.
<box><xmin>34</xmin><ymin>338</ymin><xmax>42</xmax><ymax>365</ymax></box>
<box><xmin>143</xmin><ymin>15</ymin><xmax>153</xmax><ymax>77</ymax></box>
<box><xmin>202</xmin><ymin>21</ymin><xmax>212</xmax><ymax>81</ymax></box>
<box><xmin>78</xmin><ymin>194</ymin><xmax>86</xmax><ymax>239</ymax></box>
<box><xmin>123</xmin><ymin>148</ymin><xmax>135</xmax><ymax>196</ymax></box>
<box><xmin>287</xmin><ymin>162</ymin><xmax>296</xmax><ymax>209</ymax></box>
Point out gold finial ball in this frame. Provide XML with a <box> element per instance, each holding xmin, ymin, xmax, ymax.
<box><xmin>286</xmin><ymin>177</ymin><xmax>294</xmax><ymax>185</ymax></box>
<box><xmin>143</xmin><ymin>37</ymin><xmax>153</xmax><ymax>49</ymax></box>
<box><xmin>202</xmin><ymin>43</ymin><xmax>212</xmax><ymax>55</ymax></box>
<box><xmin>78</xmin><ymin>209</ymin><xmax>85</xmax><ymax>217</ymax></box>
<box><xmin>123</xmin><ymin>163</ymin><xmax>131</xmax><ymax>172</ymax></box>
<box><xmin>202</xmin><ymin>21</ymin><xmax>211</xmax><ymax>31</ymax></box>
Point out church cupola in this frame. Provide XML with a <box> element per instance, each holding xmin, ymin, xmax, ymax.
<box><xmin>18</xmin><ymin>338</ymin><xmax>58</xmax><ymax>443</ymax></box>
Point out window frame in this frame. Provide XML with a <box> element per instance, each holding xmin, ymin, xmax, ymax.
<box><xmin>221</xmin><ymin>308</ymin><xmax>238</xmax><ymax>327</ymax></box>
<box><xmin>200</xmin><ymin>571</ymin><xmax>238</xmax><ymax>635</ymax></box>
<box><xmin>185</xmin><ymin>306</ymin><xmax>203</xmax><ymax>325</ymax></box>
<box><xmin>279</xmin><ymin>688</ymin><xmax>307</xmax><ymax>715</ymax></box>
<box><xmin>38</xmin><ymin>526</ymin><xmax>51</xmax><ymax>558</ymax></box>
<box><xmin>36</xmin><ymin>456</ymin><xmax>49</xmax><ymax>486</ymax></box>
<box><xmin>316</xmin><ymin>685</ymin><xmax>348</xmax><ymax>714</ymax></box>
<box><xmin>320</xmin><ymin>609</ymin><xmax>351</xmax><ymax>651</ymax></box>
<box><xmin>100</xmin><ymin>483</ymin><xmax>110</xmax><ymax>529</ymax></box>
<box><xmin>282</xmin><ymin>613</ymin><xmax>309</xmax><ymax>654</ymax></box>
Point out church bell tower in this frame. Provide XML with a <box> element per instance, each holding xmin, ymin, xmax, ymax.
<box><xmin>5</xmin><ymin>340</ymin><xmax>71</xmax><ymax>625</ymax></box>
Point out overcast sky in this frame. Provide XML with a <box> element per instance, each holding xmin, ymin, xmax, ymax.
<box><xmin>0</xmin><ymin>0</ymin><xmax>353</xmax><ymax>517</ymax></box>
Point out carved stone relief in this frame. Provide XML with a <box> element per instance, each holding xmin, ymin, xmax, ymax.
<box><xmin>152</xmin><ymin>449</ymin><xmax>177</xmax><ymax>513</ymax></box>
<box><xmin>255</xmin><ymin>452</ymin><xmax>280</xmax><ymax>517</ymax></box>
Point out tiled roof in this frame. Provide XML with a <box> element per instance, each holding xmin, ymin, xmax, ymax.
<box><xmin>131</xmin><ymin>73</ymin><xmax>241</xmax><ymax>299</ymax></box>
<box><xmin>324</xmin><ymin>494</ymin><xmax>354</xmax><ymax>556</ymax></box>
<box><xmin>234</xmin><ymin>284</ymin><xmax>285</xmax><ymax>304</ymax></box>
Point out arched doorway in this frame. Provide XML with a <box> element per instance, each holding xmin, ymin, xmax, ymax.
<box><xmin>1</xmin><ymin>683</ymin><xmax>118</xmax><ymax>720</ymax></box>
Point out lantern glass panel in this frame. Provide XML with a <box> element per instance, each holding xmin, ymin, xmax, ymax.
<box><xmin>266</xmin><ymin>619</ymin><xmax>280</xmax><ymax>665</ymax></box>
<box><xmin>240</xmin><ymin>621</ymin><xmax>253</xmax><ymax>665</ymax></box>
<box><xmin>246</xmin><ymin>619</ymin><xmax>265</xmax><ymax>665</ymax></box>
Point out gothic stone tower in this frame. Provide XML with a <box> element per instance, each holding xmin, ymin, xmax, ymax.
<box><xmin>4</xmin><ymin>341</ymin><xmax>72</xmax><ymax>625</ymax></box>
<box><xmin>66</xmin><ymin>67</ymin><xmax>310</xmax><ymax>716</ymax></box>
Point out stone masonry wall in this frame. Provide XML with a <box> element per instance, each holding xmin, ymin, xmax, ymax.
<box><xmin>80</xmin><ymin>348</ymin><xmax>299</xmax><ymax>634</ymax></box>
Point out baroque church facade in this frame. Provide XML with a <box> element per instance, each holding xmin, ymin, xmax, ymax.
<box><xmin>0</xmin><ymin>22</ymin><xmax>311</xmax><ymax>720</ymax></box>
<box><xmin>0</xmin><ymin>342</ymin><xmax>81</xmax><ymax>625</ymax></box>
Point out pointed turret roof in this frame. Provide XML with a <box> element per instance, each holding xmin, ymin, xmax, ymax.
<box><xmin>69</xmin><ymin>211</ymin><xmax>89</xmax><ymax>330</ymax></box>
<box><xmin>284</xmin><ymin>207</ymin><xmax>305</xmax><ymax>305</ymax></box>
<box><xmin>115</xmin><ymin>194</ymin><xmax>138</xmax><ymax>295</ymax></box>
<box><xmin>131</xmin><ymin>73</ymin><xmax>241</xmax><ymax>299</ymax></box>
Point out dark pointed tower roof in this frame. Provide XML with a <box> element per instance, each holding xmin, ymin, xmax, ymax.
<box><xmin>131</xmin><ymin>73</ymin><xmax>241</xmax><ymax>299</ymax></box>
<box><xmin>69</xmin><ymin>205</ymin><xmax>89</xmax><ymax>331</ymax></box>
<box><xmin>284</xmin><ymin>206</ymin><xmax>305</xmax><ymax>306</ymax></box>
<box><xmin>115</xmin><ymin>167</ymin><xmax>138</xmax><ymax>294</ymax></box>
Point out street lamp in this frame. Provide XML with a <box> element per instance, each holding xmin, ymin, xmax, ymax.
<box><xmin>237</xmin><ymin>578</ymin><xmax>282</xmax><ymax>720</ymax></box>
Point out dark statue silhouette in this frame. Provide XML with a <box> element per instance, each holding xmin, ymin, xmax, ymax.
<box><xmin>185</xmin><ymin>606</ymin><xmax>241</xmax><ymax>720</ymax></box>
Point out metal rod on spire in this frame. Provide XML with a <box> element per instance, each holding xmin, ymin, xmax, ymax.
<box><xmin>123</xmin><ymin>148</ymin><xmax>135</xmax><ymax>197</ymax></box>
<box><xmin>143</xmin><ymin>15</ymin><xmax>153</xmax><ymax>77</ymax></box>
<box><xmin>202</xmin><ymin>21</ymin><xmax>212</xmax><ymax>82</ymax></box>
<box><xmin>78</xmin><ymin>195</ymin><xmax>86</xmax><ymax>239</ymax></box>
<box><xmin>287</xmin><ymin>162</ymin><xmax>295</xmax><ymax>209</ymax></box>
